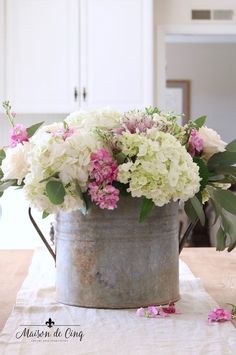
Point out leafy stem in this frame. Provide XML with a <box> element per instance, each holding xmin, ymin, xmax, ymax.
<box><xmin>2</xmin><ymin>101</ymin><xmax>15</xmax><ymax>128</ymax></box>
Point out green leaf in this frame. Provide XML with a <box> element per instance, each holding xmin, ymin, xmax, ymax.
<box><xmin>139</xmin><ymin>198</ymin><xmax>155</xmax><ymax>223</ymax></box>
<box><xmin>0</xmin><ymin>149</ymin><xmax>6</xmax><ymax>164</ymax></box>
<box><xmin>0</xmin><ymin>168</ymin><xmax>3</xmax><ymax>180</ymax></box>
<box><xmin>26</xmin><ymin>121</ymin><xmax>44</xmax><ymax>138</ymax></box>
<box><xmin>0</xmin><ymin>191</ymin><xmax>3</xmax><ymax>198</ymax></box>
<box><xmin>228</xmin><ymin>241</ymin><xmax>236</xmax><ymax>252</ymax></box>
<box><xmin>39</xmin><ymin>172</ymin><xmax>59</xmax><ymax>183</ymax></box>
<box><xmin>114</xmin><ymin>152</ymin><xmax>126</xmax><ymax>164</ymax></box>
<box><xmin>213</xmin><ymin>189</ymin><xmax>236</xmax><ymax>215</ymax></box>
<box><xmin>185</xmin><ymin>196</ymin><xmax>205</xmax><ymax>225</ymax></box>
<box><xmin>216</xmin><ymin>226</ymin><xmax>226</xmax><ymax>251</ymax></box>
<box><xmin>193</xmin><ymin>157</ymin><xmax>209</xmax><ymax>191</ymax></box>
<box><xmin>75</xmin><ymin>180</ymin><xmax>84</xmax><ymax>200</ymax></box>
<box><xmin>226</xmin><ymin>139</ymin><xmax>236</xmax><ymax>152</ymax></box>
<box><xmin>42</xmin><ymin>211</ymin><xmax>49</xmax><ymax>219</ymax></box>
<box><xmin>112</xmin><ymin>181</ymin><xmax>130</xmax><ymax>196</ymax></box>
<box><xmin>194</xmin><ymin>115</ymin><xmax>206</xmax><ymax>128</ymax></box>
<box><xmin>0</xmin><ymin>180</ymin><xmax>17</xmax><ymax>192</ymax></box>
<box><xmin>208</xmin><ymin>151</ymin><xmax>236</xmax><ymax>170</ymax></box>
<box><xmin>46</xmin><ymin>180</ymin><xmax>65</xmax><ymax>205</ymax></box>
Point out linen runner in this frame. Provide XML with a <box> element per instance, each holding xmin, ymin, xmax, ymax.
<box><xmin>0</xmin><ymin>248</ymin><xmax>235</xmax><ymax>354</ymax></box>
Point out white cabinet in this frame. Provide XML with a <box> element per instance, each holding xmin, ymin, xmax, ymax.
<box><xmin>4</xmin><ymin>0</ymin><xmax>153</xmax><ymax>113</ymax></box>
<box><xmin>6</xmin><ymin>0</ymin><xmax>79</xmax><ymax>113</ymax></box>
<box><xmin>80</xmin><ymin>0</ymin><xmax>153</xmax><ymax>110</ymax></box>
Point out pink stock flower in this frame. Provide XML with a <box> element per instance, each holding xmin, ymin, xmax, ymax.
<box><xmin>161</xmin><ymin>302</ymin><xmax>179</xmax><ymax>314</ymax></box>
<box><xmin>114</xmin><ymin>116</ymin><xmax>154</xmax><ymax>135</ymax></box>
<box><xmin>137</xmin><ymin>303</ymin><xmax>179</xmax><ymax>319</ymax></box>
<box><xmin>10</xmin><ymin>124</ymin><xmax>29</xmax><ymax>147</ymax></box>
<box><xmin>136</xmin><ymin>307</ymin><xmax>145</xmax><ymax>317</ymax></box>
<box><xmin>52</xmin><ymin>127</ymin><xmax>75</xmax><ymax>141</ymax></box>
<box><xmin>88</xmin><ymin>182</ymin><xmax>119</xmax><ymax>210</ymax></box>
<box><xmin>90</xmin><ymin>149</ymin><xmax>118</xmax><ymax>184</ymax></box>
<box><xmin>188</xmin><ymin>129</ymin><xmax>204</xmax><ymax>157</ymax></box>
<box><xmin>208</xmin><ymin>308</ymin><xmax>232</xmax><ymax>323</ymax></box>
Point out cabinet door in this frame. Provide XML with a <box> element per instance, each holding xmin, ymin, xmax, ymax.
<box><xmin>6</xmin><ymin>0</ymin><xmax>79</xmax><ymax>113</ymax></box>
<box><xmin>80</xmin><ymin>0</ymin><xmax>153</xmax><ymax>111</ymax></box>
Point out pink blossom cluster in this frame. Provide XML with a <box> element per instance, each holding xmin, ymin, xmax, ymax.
<box><xmin>10</xmin><ymin>124</ymin><xmax>29</xmax><ymax>147</ymax></box>
<box><xmin>208</xmin><ymin>308</ymin><xmax>232</xmax><ymax>323</ymax></box>
<box><xmin>90</xmin><ymin>149</ymin><xmax>118</xmax><ymax>184</ymax></box>
<box><xmin>188</xmin><ymin>129</ymin><xmax>204</xmax><ymax>157</ymax></box>
<box><xmin>114</xmin><ymin>115</ymin><xmax>154</xmax><ymax>135</ymax></box>
<box><xmin>137</xmin><ymin>303</ymin><xmax>180</xmax><ymax>318</ymax></box>
<box><xmin>88</xmin><ymin>149</ymin><xmax>119</xmax><ymax>210</ymax></box>
<box><xmin>52</xmin><ymin>127</ymin><xmax>75</xmax><ymax>141</ymax></box>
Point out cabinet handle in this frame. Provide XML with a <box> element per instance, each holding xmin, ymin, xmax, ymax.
<box><xmin>83</xmin><ymin>87</ymin><xmax>87</xmax><ymax>102</ymax></box>
<box><xmin>74</xmin><ymin>87</ymin><xmax>78</xmax><ymax>101</ymax></box>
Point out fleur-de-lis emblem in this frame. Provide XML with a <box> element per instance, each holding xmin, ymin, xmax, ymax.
<box><xmin>45</xmin><ymin>318</ymin><xmax>55</xmax><ymax>328</ymax></box>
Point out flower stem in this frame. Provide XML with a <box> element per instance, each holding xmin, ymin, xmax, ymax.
<box><xmin>2</xmin><ymin>101</ymin><xmax>15</xmax><ymax>127</ymax></box>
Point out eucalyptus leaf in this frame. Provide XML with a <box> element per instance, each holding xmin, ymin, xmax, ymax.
<box><xmin>213</xmin><ymin>189</ymin><xmax>236</xmax><ymax>215</ymax></box>
<box><xmin>226</xmin><ymin>139</ymin><xmax>236</xmax><ymax>152</ymax></box>
<box><xmin>42</xmin><ymin>211</ymin><xmax>49</xmax><ymax>219</ymax></box>
<box><xmin>26</xmin><ymin>121</ymin><xmax>44</xmax><ymax>138</ymax></box>
<box><xmin>194</xmin><ymin>115</ymin><xmax>206</xmax><ymax>128</ymax></box>
<box><xmin>216</xmin><ymin>226</ymin><xmax>226</xmax><ymax>251</ymax></box>
<box><xmin>0</xmin><ymin>180</ymin><xmax>17</xmax><ymax>192</ymax></box>
<box><xmin>139</xmin><ymin>198</ymin><xmax>155</xmax><ymax>223</ymax></box>
<box><xmin>0</xmin><ymin>168</ymin><xmax>3</xmax><ymax>180</ymax></box>
<box><xmin>0</xmin><ymin>149</ymin><xmax>6</xmax><ymax>164</ymax></box>
<box><xmin>46</xmin><ymin>180</ymin><xmax>65</xmax><ymax>205</ymax></box>
<box><xmin>185</xmin><ymin>196</ymin><xmax>205</xmax><ymax>225</ymax></box>
<box><xmin>208</xmin><ymin>151</ymin><xmax>236</xmax><ymax>170</ymax></box>
<box><xmin>184</xmin><ymin>199</ymin><xmax>198</xmax><ymax>224</ymax></box>
<box><xmin>0</xmin><ymin>191</ymin><xmax>3</xmax><ymax>198</ymax></box>
<box><xmin>39</xmin><ymin>172</ymin><xmax>59</xmax><ymax>183</ymax></box>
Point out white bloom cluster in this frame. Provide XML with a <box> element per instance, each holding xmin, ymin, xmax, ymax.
<box><xmin>66</xmin><ymin>108</ymin><xmax>121</xmax><ymax>130</ymax></box>
<box><xmin>2</xmin><ymin>142</ymin><xmax>30</xmax><ymax>184</ymax></box>
<box><xmin>118</xmin><ymin>129</ymin><xmax>200</xmax><ymax>206</ymax></box>
<box><xmin>23</xmin><ymin>122</ymin><xmax>103</xmax><ymax>214</ymax></box>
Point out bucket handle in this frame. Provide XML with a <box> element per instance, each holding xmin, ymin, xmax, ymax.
<box><xmin>28</xmin><ymin>207</ymin><xmax>56</xmax><ymax>262</ymax></box>
<box><xmin>179</xmin><ymin>219</ymin><xmax>198</xmax><ymax>254</ymax></box>
<box><xmin>28</xmin><ymin>205</ymin><xmax>197</xmax><ymax>259</ymax></box>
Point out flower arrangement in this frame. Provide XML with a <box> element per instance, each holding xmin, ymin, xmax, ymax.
<box><xmin>1</xmin><ymin>102</ymin><xmax>236</xmax><ymax>251</ymax></box>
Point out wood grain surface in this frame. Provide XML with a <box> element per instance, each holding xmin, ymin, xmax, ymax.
<box><xmin>0</xmin><ymin>248</ymin><xmax>235</xmax><ymax>331</ymax></box>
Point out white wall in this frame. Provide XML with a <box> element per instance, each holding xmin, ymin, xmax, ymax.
<box><xmin>156</xmin><ymin>0</ymin><xmax>236</xmax><ymax>25</ymax></box>
<box><xmin>166</xmin><ymin>42</ymin><xmax>236</xmax><ymax>143</ymax></box>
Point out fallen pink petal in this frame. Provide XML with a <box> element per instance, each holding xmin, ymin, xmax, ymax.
<box><xmin>208</xmin><ymin>308</ymin><xmax>232</xmax><ymax>323</ymax></box>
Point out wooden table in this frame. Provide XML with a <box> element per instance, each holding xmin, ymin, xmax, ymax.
<box><xmin>0</xmin><ymin>248</ymin><xmax>235</xmax><ymax>332</ymax></box>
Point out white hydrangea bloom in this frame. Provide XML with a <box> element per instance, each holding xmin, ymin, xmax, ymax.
<box><xmin>66</xmin><ymin>108</ymin><xmax>121</xmax><ymax>130</ymax></box>
<box><xmin>118</xmin><ymin>129</ymin><xmax>200</xmax><ymax>206</ymax></box>
<box><xmin>2</xmin><ymin>142</ymin><xmax>30</xmax><ymax>184</ymax></box>
<box><xmin>23</xmin><ymin>123</ymin><xmax>103</xmax><ymax>213</ymax></box>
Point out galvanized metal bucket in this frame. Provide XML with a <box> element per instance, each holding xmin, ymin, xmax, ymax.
<box><xmin>54</xmin><ymin>197</ymin><xmax>180</xmax><ymax>308</ymax></box>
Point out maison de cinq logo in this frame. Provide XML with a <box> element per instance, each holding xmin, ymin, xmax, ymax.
<box><xmin>15</xmin><ymin>318</ymin><xmax>84</xmax><ymax>342</ymax></box>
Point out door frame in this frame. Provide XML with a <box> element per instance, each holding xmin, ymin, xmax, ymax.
<box><xmin>155</xmin><ymin>24</ymin><xmax>236</xmax><ymax>109</ymax></box>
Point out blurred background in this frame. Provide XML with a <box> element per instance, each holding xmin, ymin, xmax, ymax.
<box><xmin>0</xmin><ymin>0</ymin><xmax>236</xmax><ymax>248</ymax></box>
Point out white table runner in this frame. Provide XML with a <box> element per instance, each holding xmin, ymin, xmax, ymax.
<box><xmin>0</xmin><ymin>248</ymin><xmax>235</xmax><ymax>355</ymax></box>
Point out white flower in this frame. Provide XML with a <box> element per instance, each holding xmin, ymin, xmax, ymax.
<box><xmin>2</xmin><ymin>142</ymin><xmax>30</xmax><ymax>184</ymax></box>
<box><xmin>66</xmin><ymin>108</ymin><xmax>121</xmax><ymax>130</ymax></box>
<box><xmin>198</xmin><ymin>126</ymin><xmax>226</xmax><ymax>160</ymax></box>
<box><xmin>23</xmin><ymin>122</ymin><xmax>103</xmax><ymax>213</ymax></box>
<box><xmin>118</xmin><ymin>130</ymin><xmax>200</xmax><ymax>206</ymax></box>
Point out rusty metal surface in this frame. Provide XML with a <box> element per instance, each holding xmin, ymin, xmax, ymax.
<box><xmin>55</xmin><ymin>197</ymin><xmax>179</xmax><ymax>309</ymax></box>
